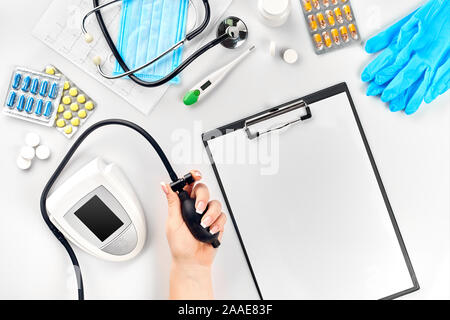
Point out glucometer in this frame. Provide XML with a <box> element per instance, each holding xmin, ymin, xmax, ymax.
<box><xmin>40</xmin><ymin>119</ymin><xmax>220</xmax><ymax>300</ymax></box>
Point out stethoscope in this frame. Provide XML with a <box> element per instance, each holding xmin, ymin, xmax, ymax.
<box><xmin>81</xmin><ymin>0</ymin><xmax>249</xmax><ymax>87</ymax></box>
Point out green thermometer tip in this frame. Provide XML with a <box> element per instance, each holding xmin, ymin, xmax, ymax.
<box><xmin>183</xmin><ymin>89</ymin><xmax>201</xmax><ymax>106</ymax></box>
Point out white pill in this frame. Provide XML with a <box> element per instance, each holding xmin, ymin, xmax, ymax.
<box><xmin>283</xmin><ymin>48</ymin><xmax>298</xmax><ymax>64</ymax></box>
<box><xmin>17</xmin><ymin>156</ymin><xmax>32</xmax><ymax>170</ymax></box>
<box><xmin>20</xmin><ymin>146</ymin><xmax>35</xmax><ymax>160</ymax></box>
<box><xmin>93</xmin><ymin>56</ymin><xmax>102</xmax><ymax>66</ymax></box>
<box><xmin>36</xmin><ymin>145</ymin><xmax>51</xmax><ymax>160</ymax></box>
<box><xmin>25</xmin><ymin>132</ymin><xmax>40</xmax><ymax>147</ymax></box>
<box><xmin>84</xmin><ymin>33</ymin><xmax>94</xmax><ymax>43</ymax></box>
<box><xmin>269</xmin><ymin>41</ymin><xmax>277</xmax><ymax>57</ymax></box>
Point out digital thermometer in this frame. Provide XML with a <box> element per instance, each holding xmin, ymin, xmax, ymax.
<box><xmin>46</xmin><ymin>158</ymin><xmax>146</xmax><ymax>262</ymax></box>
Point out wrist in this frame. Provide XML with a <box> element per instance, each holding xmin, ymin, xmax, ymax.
<box><xmin>170</xmin><ymin>263</ymin><xmax>213</xmax><ymax>300</ymax></box>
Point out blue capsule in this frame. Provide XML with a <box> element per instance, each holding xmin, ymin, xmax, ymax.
<box><xmin>7</xmin><ymin>91</ymin><xmax>16</xmax><ymax>108</ymax></box>
<box><xmin>39</xmin><ymin>80</ymin><xmax>49</xmax><ymax>97</ymax></box>
<box><xmin>12</xmin><ymin>73</ymin><xmax>22</xmax><ymax>89</ymax></box>
<box><xmin>30</xmin><ymin>78</ymin><xmax>39</xmax><ymax>94</ymax></box>
<box><xmin>43</xmin><ymin>101</ymin><xmax>53</xmax><ymax>118</ymax></box>
<box><xmin>25</xmin><ymin>97</ymin><xmax>35</xmax><ymax>113</ymax></box>
<box><xmin>21</xmin><ymin>76</ymin><xmax>31</xmax><ymax>92</ymax></box>
<box><xmin>49</xmin><ymin>83</ymin><xmax>58</xmax><ymax>99</ymax></box>
<box><xmin>35</xmin><ymin>99</ymin><xmax>44</xmax><ymax>116</ymax></box>
<box><xmin>17</xmin><ymin>95</ymin><xmax>25</xmax><ymax>111</ymax></box>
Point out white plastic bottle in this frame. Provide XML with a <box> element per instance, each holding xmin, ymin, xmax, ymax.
<box><xmin>258</xmin><ymin>0</ymin><xmax>291</xmax><ymax>27</ymax></box>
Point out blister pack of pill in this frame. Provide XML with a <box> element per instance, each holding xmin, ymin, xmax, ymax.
<box><xmin>44</xmin><ymin>65</ymin><xmax>96</xmax><ymax>139</ymax></box>
<box><xmin>3</xmin><ymin>66</ymin><xmax>65</xmax><ymax>126</ymax></box>
<box><xmin>300</xmin><ymin>0</ymin><xmax>360</xmax><ymax>54</ymax></box>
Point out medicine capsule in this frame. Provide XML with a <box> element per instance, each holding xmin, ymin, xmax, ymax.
<box><xmin>30</xmin><ymin>78</ymin><xmax>39</xmax><ymax>94</ymax></box>
<box><xmin>49</xmin><ymin>83</ymin><xmax>59</xmax><ymax>99</ymax></box>
<box><xmin>302</xmin><ymin>0</ymin><xmax>313</xmax><ymax>12</ymax></box>
<box><xmin>57</xmin><ymin>104</ymin><xmax>65</xmax><ymax>113</ymax></box>
<box><xmin>85</xmin><ymin>101</ymin><xmax>94</xmax><ymax>110</ymax></box>
<box><xmin>12</xmin><ymin>73</ymin><xmax>22</xmax><ymax>89</ymax></box>
<box><xmin>341</xmin><ymin>0</ymin><xmax>348</xmax><ymax>3</ymax></box>
<box><xmin>78</xmin><ymin>109</ymin><xmax>87</xmax><ymax>119</ymax></box>
<box><xmin>77</xmin><ymin>94</ymin><xmax>86</xmax><ymax>104</ymax></box>
<box><xmin>331</xmin><ymin>0</ymin><xmax>338</xmax><ymax>4</ymax></box>
<box><xmin>69</xmin><ymin>87</ymin><xmax>78</xmax><ymax>97</ymax></box>
<box><xmin>334</xmin><ymin>7</ymin><xmax>344</xmax><ymax>24</ymax></box>
<box><xmin>312</xmin><ymin>0</ymin><xmax>320</xmax><ymax>9</ymax></box>
<box><xmin>308</xmin><ymin>15</ymin><xmax>318</xmax><ymax>31</ymax></box>
<box><xmin>7</xmin><ymin>91</ymin><xmax>16</xmax><ymax>108</ymax></box>
<box><xmin>313</xmin><ymin>33</ymin><xmax>324</xmax><ymax>50</ymax></box>
<box><xmin>71</xmin><ymin>118</ymin><xmax>80</xmax><ymax>127</ymax></box>
<box><xmin>44</xmin><ymin>101</ymin><xmax>53</xmax><ymax>118</ymax></box>
<box><xmin>343</xmin><ymin>5</ymin><xmax>353</xmax><ymax>21</ymax></box>
<box><xmin>56</xmin><ymin>119</ymin><xmax>66</xmax><ymax>128</ymax></box>
<box><xmin>70</xmin><ymin>103</ymin><xmax>79</xmax><ymax>112</ymax></box>
<box><xmin>340</xmin><ymin>26</ymin><xmax>349</xmax><ymax>42</ymax></box>
<box><xmin>331</xmin><ymin>28</ymin><xmax>340</xmax><ymax>45</ymax></box>
<box><xmin>21</xmin><ymin>76</ymin><xmax>31</xmax><ymax>92</ymax></box>
<box><xmin>17</xmin><ymin>95</ymin><xmax>25</xmax><ymax>111</ymax></box>
<box><xmin>64</xmin><ymin>126</ymin><xmax>73</xmax><ymax>134</ymax></box>
<box><xmin>317</xmin><ymin>12</ymin><xmax>327</xmax><ymax>29</ymax></box>
<box><xmin>322</xmin><ymin>0</ymin><xmax>329</xmax><ymax>7</ymax></box>
<box><xmin>62</xmin><ymin>96</ymin><xmax>71</xmax><ymax>105</ymax></box>
<box><xmin>322</xmin><ymin>31</ymin><xmax>332</xmax><ymax>48</ymax></box>
<box><xmin>348</xmin><ymin>24</ymin><xmax>359</xmax><ymax>39</ymax></box>
<box><xmin>39</xmin><ymin>80</ymin><xmax>49</xmax><ymax>97</ymax></box>
<box><xmin>35</xmin><ymin>99</ymin><xmax>44</xmax><ymax>115</ymax></box>
<box><xmin>25</xmin><ymin>97</ymin><xmax>34</xmax><ymax>113</ymax></box>
<box><xmin>325</xmin><ymin>10</ymin><xmax>335</xmax><ymax>26</ymax></box>
<box><xmin>63</xmin><ymin>110</ymin><xmax>73</xmax><ymax>120</ymax></box>
<box><xmin>45</xmin><ymin>66</ymin><xmax>55</xmax><ymax>75</ymax></box>
<box><xmin>63</xmin><ymin>81</ymin><xmax>70</xmax><ymax>90</ymax></box>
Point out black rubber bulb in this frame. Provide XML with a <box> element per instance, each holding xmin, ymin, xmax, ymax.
<box><xmin>178</xmin><ymin>190</ymin><xmax>221</xmax><ymax>248</ymax></box>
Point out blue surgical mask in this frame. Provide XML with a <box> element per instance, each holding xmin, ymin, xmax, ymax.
<box><xmin>114</xmin><ymin>0</ymin><xmax>189</xmax><ymax>84</ymax></box>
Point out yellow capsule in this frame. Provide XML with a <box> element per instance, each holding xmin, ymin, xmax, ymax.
<box><xmin>70</xmin><ymin>103</ymin><xmax>79</xmax><ymax>112</ymax></box>
<box><xmin>45</xmin><ymin>66</ymin><xmax>55</xmax><ymax>75</ymax></box>
<box><xmin>322</xmin><ymin>31</ymin><xmax>332</xmax><ymax>48</ymax></box>
<box><xmin>343</xmin><ymin>5</ymin><xmax>353</xmax><ymax>21</ymax></box>
<box><xmin>331</xmin><ymin>0</ymin><xmax>338</xmax><ymax>4</ymax></box>
<box><xmin>313</xmin><ymin>33</ymin><xmax>324</xmax><ymax>50</ymax></box>
<box><xmin>69</xmin><ymin>88</ymin><xmax>78</xmax><ymax>97</ymax></box>
<box><xmin>62</xmin><ymin>96</ymin><xmax>71</xmax><ymax>105</ymax></box>
<box><xmin>334</xmin><ymin>7</ymin><xmax>344</xmax><ymax>24</ymax></box>
<box><xmin>302</xmin><ymin>0</ymin><xmax>312</xmax><ymax>12</ymax></box>
<box><xmin>331</xmin><ymin>28</ymin><xmax>340</xmax><ymax>45</ymax></box>
<box><xmin>63</xmin><ymin>81</ymin><xmax>70</xmax><ymax>90</ymax></box>
<box><xmin>57</xmin><ymin>104</ymin><xmax>65</xmax><ymax>113</ymax></box>
<box><xmin>63</xmin><ymin>110</ymin><xmax>73</xmax><ymax>120</ymax></box>
<box><xmin>322</xmin><ymin>0</ymin><xmax>329</xmax><ymax>7</ymax></box>
<box><xmin>85</xmin><ymin>101</ymin><xmax>94</xmax><ymax>111</ymax></box>
<box><xmin>312</xmin><ymin>0</ymin><xmax>320</xmax><ymax>9</ymax></box>
<box><xmin>78</xmin><ymin>110</ymin><xmax>87</xmax><ymax>119</ymax></box>
<box><xmin>77</xmin><ymin>94</ymin><xmax>86</xmax><ymax>104</ymax></box>
<box><xmin>341</xmin><ymin>0</ymin><xmax>348</xmax><ymax>3</ymax></box>
<box><xmin>308</xmin><ymin>15</ymin><xmax>318</xmax><ymax>31</ymax></box>
<box><xmin>325</xmin><ymin>10</ymin><xmax>335</xmax><ymax>26</ymax></box>
<box><xmin>340</xmin><ymin>26</ymin><xmax>349</xmax><ymax>42</ymax></box>
<box><xmin>64</xmin><ymin>126</ymin><xmax>73</xmax><ymax>134</ymax></box>
<box><xmin>71</xmin><ymin>118</ymin><xmax>80</xmax><ymax>127</ymax></box>
<box><xmin>317</xmin><ymin>12</ymin><xmax>327</xmax><ymax>29</ymax></box>
<box><xmin>56</xmin><ymin>119</ymin><xmax>66</xmax><ymax>128</ymax></box>
<box><xmin>348</xmin><ymin>24</ymin><xmax>359</xmax><ymax>40</ymax></box>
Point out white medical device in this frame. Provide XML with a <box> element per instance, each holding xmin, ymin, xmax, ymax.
<box><xmin>46</xmin><ymin>157</ymin><xmax>146</xmax><ymax>262</ymax></box>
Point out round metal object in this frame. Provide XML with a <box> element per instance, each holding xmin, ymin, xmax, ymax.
<box><xmin>217</xmin><ymin>16</ymin><xmax>249</xmax><ymax>49</ymax></box>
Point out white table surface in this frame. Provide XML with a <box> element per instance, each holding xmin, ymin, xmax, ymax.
<box><xmin>0</xmin><ymin>0</ymin><xmax>448</xmax><ymax>300</ymax></box>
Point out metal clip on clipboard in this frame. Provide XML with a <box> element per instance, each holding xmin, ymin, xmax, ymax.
<box><xmin>244</xmin><ymin>100</ymin><xmax>312</xmax><ymax>140</ymax></box>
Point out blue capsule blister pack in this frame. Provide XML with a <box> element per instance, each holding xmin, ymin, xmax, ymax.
<box><xmin>3</xmin><ymin>66</ymin><xmax>65</xmax><ymax>126</ymax></box>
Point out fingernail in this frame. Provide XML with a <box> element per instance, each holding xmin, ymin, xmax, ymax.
<box><xmin>210</xmin><ymin>226</ymin><xmax>220</xmax><ymax>234</ymax></box>
<box><xmin>201</xmin><ymin>216</ymin><xmax>212</xmax><ymax>228</ymax></box>
<box><xmin>191</xmin><ymin>170</ymin><xmax>202</xmax><ymax>180</ymax></box>
<box><xmin>196</xmin><ymin>201</ymin><xmax>206</xmax><ymax>214</ymax></box>
<box><xmin>160</xmin><ymin>182</ymin><xmax>169</xmax><ymax>195</ymax></box>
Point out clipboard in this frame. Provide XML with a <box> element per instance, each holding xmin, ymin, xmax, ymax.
<box><xmin>202</xmin><ymin>83</ymin><xmax>419</xmax><ymax>300</ymax></box>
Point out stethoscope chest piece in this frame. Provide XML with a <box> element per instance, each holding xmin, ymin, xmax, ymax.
<box><xmin>218</xmin><ymin>16</ymin><xmax>249</xmax><ymax>49</ymax></box>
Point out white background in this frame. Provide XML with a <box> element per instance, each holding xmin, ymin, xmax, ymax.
<box><xmin>0</xmin><ymin>0</ymin><xmax>448</xmax><ymax>299</ymax></box>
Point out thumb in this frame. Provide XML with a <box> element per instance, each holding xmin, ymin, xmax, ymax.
<box><xmin>161</xmin><ymin>182</ymin><xmax>181</xmax><ymax>220</ymax></box>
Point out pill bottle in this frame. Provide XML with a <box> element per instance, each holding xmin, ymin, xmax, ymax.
<box><xmin>258</xmin><ymin>0</ymin><xmax>291</xmax><ymax>27</ymax></box>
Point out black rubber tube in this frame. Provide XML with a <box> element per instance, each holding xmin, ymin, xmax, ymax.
<box><xmin>40</xmin><ymin>119</ymin><xmax>180</xmax><ymax>300</ymax></box>
<box><xmin>92</xmin><ymin>0</ymin><xmax>225</xmax><ymax>87</ymax></box>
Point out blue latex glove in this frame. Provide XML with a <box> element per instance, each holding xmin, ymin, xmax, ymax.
<box><xmin>424</xmin><ymin>55</ymin><xmax>450</xmax><ymax>103</ymax></box>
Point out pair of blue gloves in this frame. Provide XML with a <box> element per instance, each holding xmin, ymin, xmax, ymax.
<box><xmin>361</xmin><ymin>0</ymin><xmax>449</xmax><ymax>115</ymax></box>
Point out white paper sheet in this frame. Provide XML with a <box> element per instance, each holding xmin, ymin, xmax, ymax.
<box><xmin>206</xmin><ymin>92</ymin><xmax>416</xmax><ymax>299</ymax></box>
<box><xmin>33</xmin><ymin>0</ymin><xmax>232</xmax><ymax>115</ymax></box>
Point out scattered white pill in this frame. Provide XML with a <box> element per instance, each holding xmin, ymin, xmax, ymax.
<box><xmin>84</xmin><ymin>33</ymin><xmax>94</xmax><ymax>43</ymax></box>
<box><xmin>283</xmin><ymin>48</ymin><xmax>298</xmax><ymax>64</ymax></box>
<box><xmin>269</xmin><ymin>41</ymin><xmax>277</xmax><ymax>57</ymax></box>
<box><xmin>17</xmin><ymin>156</ymin><xmax>32</xmax><ymax>170</ymax></box>
<box><xmin>36</xmin><ymin>145</ymin><xmax>51</xmax><ymax>160</ymax></box>
<box><xmin>93</xmin><ymin>56</ymin><xmax>102</xmax><ymax>66</ymax></box>
<box><xmin>20</xmin><ymin>146</ymin><xmax>35</xmax><ymax>160</ymax></box>
<box><xmin>25</xmin><ymin>132</ymin><xmax>40</xmax><ymax>147</ymax></box>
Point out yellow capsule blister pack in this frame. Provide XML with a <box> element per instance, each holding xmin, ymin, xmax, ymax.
<box><xmin>44</xmin><ymin>65</ymin><xmax>96</xmax><ymax>139</ymax></box>
<box><xmin>300</xmin><ymin>0</ymin><xmax>360</xmax><ymax>54</ymax></box>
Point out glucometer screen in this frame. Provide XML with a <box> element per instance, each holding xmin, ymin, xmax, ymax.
<box><xmin>74</xmin><ymin>195</ymin><xmax>124</xmax><ymax>242</ymax></box>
